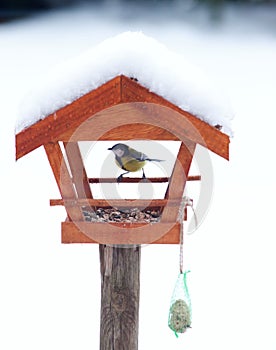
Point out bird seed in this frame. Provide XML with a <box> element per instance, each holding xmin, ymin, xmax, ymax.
<box><xmin>82</xmin><ymin>207</ymin><xmax>161</xmax><ymax>223</ymax></box>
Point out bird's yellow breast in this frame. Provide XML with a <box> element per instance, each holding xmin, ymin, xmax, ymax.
<box><xmin>116</xmin><ymin>157</ymin><xmax>146</xmax><ymax>172</ymax></box>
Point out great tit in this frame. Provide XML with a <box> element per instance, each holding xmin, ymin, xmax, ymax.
<box><xmin>108</xmin><ymin>143</ymin><xmax>164</xmax><ymax>181</ymax></box>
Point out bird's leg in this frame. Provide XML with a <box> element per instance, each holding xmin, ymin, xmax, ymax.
<box><xmin>117</xmin><ymin>171</ymin><xmax>129</xmax><ymax>183</ymax></box>
<box><xmin>142</xmin><ymin>168</ymin><xmax>146</xmax><ymax>179</ymax></box>
<box><xmin>141</xmin><ymin>168</ymin><xmax>149</xmax><ymax>183</ymax></box>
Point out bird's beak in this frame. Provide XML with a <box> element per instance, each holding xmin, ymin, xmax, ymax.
<box><xmin>107</xmin><ymin>147</ymin><xmax>112</xmax><ymax>150</ymax></box>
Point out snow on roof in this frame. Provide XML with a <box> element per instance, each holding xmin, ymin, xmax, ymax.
<box><xmin>16</xmin><ymin>31</ymin><xmax>233</xmax><ymax>135</ymax></box>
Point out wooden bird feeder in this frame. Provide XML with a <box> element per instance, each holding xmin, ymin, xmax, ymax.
<box><xmin>16</xmin><ymin>75</ymin><xmax>230</xmax><ymax>245</ymax></box>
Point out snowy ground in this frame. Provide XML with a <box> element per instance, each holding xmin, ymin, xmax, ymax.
<box><xmin>1</xmin><ymin>3</ymin><xmax>276</xmax><ymax>350</ymax></box>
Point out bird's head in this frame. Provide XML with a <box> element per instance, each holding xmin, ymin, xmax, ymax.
<box><xmin>108</xmin><ymin>143</ymin><xmax>129</xmax><ymax>157</ymax></box>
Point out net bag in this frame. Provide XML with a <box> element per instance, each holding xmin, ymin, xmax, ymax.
<box><xmin>168</xmin><ymin>271</ymin><xmax>192</xmax><ymax>336</ymax></box>
<box><xmin>168</xmin><ymin>197</ymin><xmax>194</xmax><ymax>336</ymax></box>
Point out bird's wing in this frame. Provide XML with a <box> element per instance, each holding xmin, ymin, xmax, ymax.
<box><xmin>128</xmin><ymin>147</ymin><xmax>164</xmax><ymax>162</ymax></box>
<box><xmin>128</xmin><ymin>148</ymin><xmax>149</xmax><ymax>162</ymax></box>
<box><xmin>115</xmin><ymin>155</ymin><xmax>125</xmax><ymax>169</ymax></box>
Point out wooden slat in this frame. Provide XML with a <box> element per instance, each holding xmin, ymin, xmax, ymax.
<box><xmin>63</xmin><ymin>142</ymin><xmax>93</xmax><ymax>199</ymax></box>
<box><xmin>161</xmin><ymin>141</ymin><xmax>196</xmax><ymax>222</ymax></box>
<box><xmin>89</xmin><ymin>177</ymin><xmax>169</xmax><ymax>183</ymax></box>
<box><xmin>59</xmin><ymin>102</ymin><xmax>229</xmax><ymax>160</ymax></box>
<box><xmin>50</xmin><ymin>198</ymin><xmax>182</xmax><ymax>208</ymax></box>
<box><xmin>87</xmin><ymin>175</ymin><xmax>201</xmax><ymax>183</ymax></box>
<box><xmin>58</xmin><ymin>105</ymin><xmax>177</xmax><ymax>141</ymax></box>
<box><xmin>97</xmin><ymin>123</ymin><xmax>177</xmax><ymax>141</ymax></box>
<box><xmin>61</xmin><ymin>221</ymin><xmax>181</xmax><ymax>244</ymax></box>
<box><xmin>44</xmin><ymin>142</ymin><xmax>83</xmax><ymax>221</ymax></box>
<box><xmin>16</xmin><ymin>76</ymin><xmax>122</xmax><ymax>160</ymax></box>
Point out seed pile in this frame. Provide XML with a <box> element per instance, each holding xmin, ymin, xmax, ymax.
<box><xmin>82</xmin><ymin>207</ymin><xmax>161</xmax><ymax>223</ymax></box>
<box><xmin>169</xmin><ymin>299</ymin><xmax>191</xmax><ymax>333</ymax></box>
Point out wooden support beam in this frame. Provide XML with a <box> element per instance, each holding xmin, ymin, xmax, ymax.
<box><xmin>99</xmin><ymin>245</ymin><xmax>140</xmax><ymax>350</ymax></box>
<box><xmin>44</xmin><ymin>142</ymin><xmax>83</xmax><ymax>221</ymax></box>
<box><xmin>63</xmin><ymin>142</ymin><xmax>93</xmax><ymax>199</ymax></box>
<box><xmin>161</xmin><ymin>141</ymin><xmax>196</xmax><ymax>222</ymax></box>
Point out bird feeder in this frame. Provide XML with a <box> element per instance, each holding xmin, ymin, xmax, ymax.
<box><xmin>16</xmin><ymin>75</ymin><xmax>229</xmax><ymax>245</ymax></box>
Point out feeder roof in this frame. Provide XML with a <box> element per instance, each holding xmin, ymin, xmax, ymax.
<box><xmin>16</xmin><ymin>31</ymin><xmax>233</xmax><ymax>135</ymax></box>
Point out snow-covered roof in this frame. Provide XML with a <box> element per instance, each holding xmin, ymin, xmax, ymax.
<box><xmin>16</xmin><ymin>31</ymin><xmax>233</xmax><ymax>135</ymax></box>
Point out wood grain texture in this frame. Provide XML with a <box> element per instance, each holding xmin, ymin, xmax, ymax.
<box><xmin>51</xmin><ymin>198</ymin><xmax>186</xmax><ymax>208</ymax></box>
<box><xmin>121</xmin><ymin>76</ymin><xmax>229</xmax><ymax>159</ymax></box>
<box><xmin>16</xmin><ymin>76</ymin><xmax>121</xmax><ymax>160</ymax></box>
<box><xmin>58</xmin><ymin>104</ymin><xmax>177</xmax><ymax>141</ymax></box>
<box><xmin>17</xmin><ymin>75</ymin><xmax>229</xmax><ymax>245</ymax></box>
<box><xmin>58</xmin><ymin>101</ymin><xmax>229</xmax><ymax>160</ymax></box>
<box><xmin>16</xmin><ymin>75</ymin><xmax>230</xmax><ymax>160</ymax></box>
<box><xmin>161</xmin><ymin>141</ymin><xmax>196</xmax><ymax>222</ymax></box>
<box><xmin>87</xmin><ymin>175</ymin><xmax>201</xmax><ymax>183</ymax></box>
<box><xmin>61</xmin><ymin>221</ymin><xmax>181</xmax><ymax>244</ymax></box>
<box><xmin>63</xmin><ymin>142</ymin><xmax>93</xmax><ymax>199</ymax></box>
<box><xmin>44</xmin><ymin>142</ymin><xmax>83</xmax><ymax>221</ymax></box>
<box><xmin>99</xmin><ymin>244</ymin><xmax>141</xmax><ymax>350</ymax></box>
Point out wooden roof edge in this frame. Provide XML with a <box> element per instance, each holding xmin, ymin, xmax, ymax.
<box><xmin>16</xmin><ymin>74</ymin><xmax>230</xmax><ymax>161</ymax></box>
<box><xmin>120</xmin><ymin>75</ymin><xmax>230</xmax><ymax>160</ymax></box>
<box><xmin>16</xmin><ymin>76</ymin><xmax>122</xmax><ymax>160</ymax></box>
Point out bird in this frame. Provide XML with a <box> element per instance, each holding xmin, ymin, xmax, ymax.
<box><xmin>108</xmin><ymin>143</ymin><xmax>164</xmax><ymax>182</ymax></box>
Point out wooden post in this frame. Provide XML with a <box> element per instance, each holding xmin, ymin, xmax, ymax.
<box><xmin>99</xmin><ymin>244</ymin><xmax>141</xmax><ymax>350</ymax></box>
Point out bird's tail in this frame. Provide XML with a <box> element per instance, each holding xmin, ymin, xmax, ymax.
<box><xmin>147</xmin><ymin>158</ymin><xmax>165</xmax><ymax>162</ymax></box>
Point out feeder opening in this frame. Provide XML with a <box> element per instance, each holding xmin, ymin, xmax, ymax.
<box><xmin>79</xmin><ymin>140</ymin><xmax>181</xmax><ymax>200</ymax></box>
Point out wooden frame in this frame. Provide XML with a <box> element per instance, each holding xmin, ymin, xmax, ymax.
<box><xmin>16</xmin><ymin>76</ymin><xmax>229</xmax><ymax>160</ymax></box>
<box><xmin>16</xmin><ymin>75</ymin><xmax>230</xmax><ymax>245</ymax></box>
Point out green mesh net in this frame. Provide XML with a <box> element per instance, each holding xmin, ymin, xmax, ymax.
<box><xmin>168</xmin><ymin>198</ymin><xmax>194</xmax><ymax>336</ymax></box>
<box><xmin>168</xmin><ymin>271</ymin><xmax>192</xmax><ymax>337</ymax></box>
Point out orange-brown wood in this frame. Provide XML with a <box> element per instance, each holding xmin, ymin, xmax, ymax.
<box><xmin>61</xmin><ymin>221</ymin><xmax>180</xmax><ymax>244</ymax></box>
<box><xmin>161</xmin><ymin>141</ymin><xmax>196</xmax><ymax>222</ymax></box>
<box><xmin>89</xmin><ymin>177</ymin><xmax>170</xmax><ymax>184</ymax></box>
<box><xmin>44</xmin><ymin>142</ymin><xmax>83</xmax><ymax>221</ymax></box>
<box><xmin>50</xmin><ymin>198</ymin><xmax>183</xmax><ymax>208</ymax></box>
<box><xmin>16</xmin><ymin>76</ymin><xmax>122</xmax><ymax>160</ymax></box>
<box><xmin>63</xmin><ymin>142</ymin><xmax>93</xmax><ymax>199</ymax></box>
<box><xmin>16</xmin><ymin>75</ymin><xmax>230</xmax><ymax>160</ymax></box>
<box><xmin>17</xmin><ymin>74</ymin><xmax>229</xmax><ymax>245</ymax></box>
<box><xmin>61</xmin><ymin>120</ymin><xmax>178</xmax><ymax>142</ymax></box>
<box><xmin>58</xmin><ymin>102</ymin><xmax>229</xmax><ymax>160</ymax></box>
<box><xmin>121</xmin><ymin>76</ymin><xmax>229</xmax><ymax>159</ymax></box>
<box><xmin>88</xmin><ymin>175</ymin><xmax>201</xmax><ymax>183</ymax></box>
<box><xmin>101</xmin><ymin>123</ymin><xmax>176</xmax><ymax>141</ymax></box>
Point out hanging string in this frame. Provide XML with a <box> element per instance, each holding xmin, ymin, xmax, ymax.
<box><xmin>187</xmin><ymin>202</ymin><xmax>198</xmax><ymax>235</ymax></box>
<box><xmin>177</xmin><ymin>197</ymin><xmax>186</xmax><ymax>274</ymax></box>
<box><xmin>177</xmin><ymin>196</ymin><xmax>198</xmax><ymax>273</ymax></box>
<box><xmin>179</xmin><ymin>225</ymin><xmax>184</xmax><ymax>274</ymax></box>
